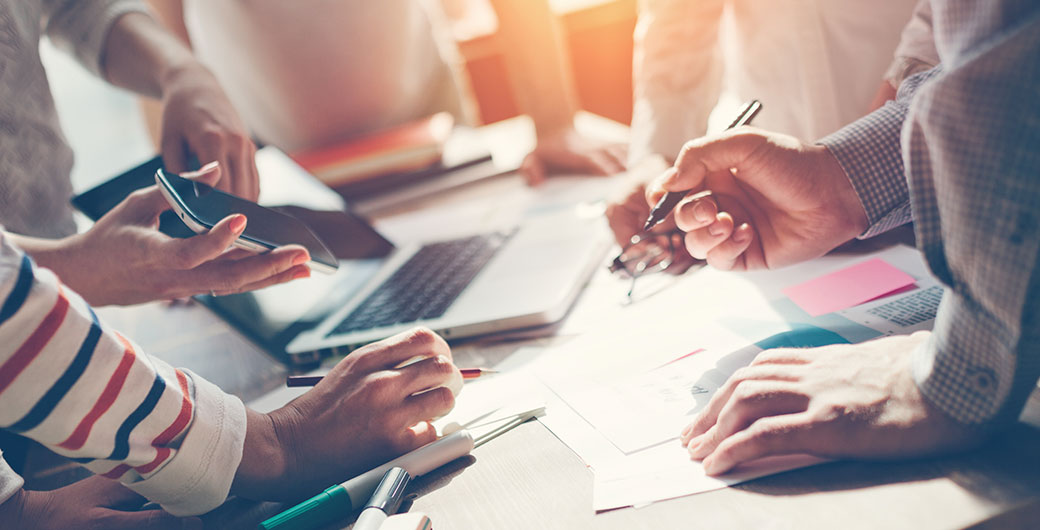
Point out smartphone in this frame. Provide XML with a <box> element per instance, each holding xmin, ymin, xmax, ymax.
<box><xmin>155</xmin><ymin>169</ymin><xmax>339</xmax><ymax>274</ymax></box>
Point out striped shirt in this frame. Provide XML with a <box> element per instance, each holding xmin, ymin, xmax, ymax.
<box><xmin>820</xmin><ymin>0</ymin><xmax>1040</xmax><ymax>426</ymax></box>
<box><xmin>0</xmin><ymin>234</ymin><xmax>247</xmax><ymax>516</ymax></box>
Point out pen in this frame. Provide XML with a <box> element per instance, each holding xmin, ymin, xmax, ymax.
<box><xmin>642</xmin><ymin>99</ymin><xmax>763</xmax><ymax>231</ymax></box>
<box><xmin>260</xmin><ymin>430</ymin><xmax>474</xmax><ymax>530</ymax></box>
<box><xmin>286</xmin><ymin>368</ymin><xmax>497</xmax><ymax>387</ymax></box>
<box><xmin>353</xmin><ymin>467</ymin><xmax>410</xmax><ymax>530</ymax></box>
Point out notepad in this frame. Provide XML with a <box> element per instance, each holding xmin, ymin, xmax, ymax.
<box><xmin>782</xmin><ymin>258</ymin><xmax>916</xmax><ymax>317</ymax></box>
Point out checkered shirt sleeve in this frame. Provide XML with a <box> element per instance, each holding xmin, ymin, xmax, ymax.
<box><xmin>825</xmin><ymin>1</ymin><xmax>1040</xmax><ymax>426</ymax></box>
<box><xmin>904</xmin><ymin>1</ymin><xmax>1040</xmax><ymax>426</ymax></box>
<box><xmin>818</xmin><ymin>68</ymin><xmax>941</xmax><ymax>239</ymax></box>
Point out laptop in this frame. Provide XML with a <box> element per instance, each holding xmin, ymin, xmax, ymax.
<box><xmin>73</xmin><ymin>147</ymin><xmax>610</xmax><ymax>365</ymax></box>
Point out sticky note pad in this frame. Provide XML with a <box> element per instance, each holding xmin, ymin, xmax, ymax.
<box><xmin>783</xmin><ymin>258</ymin><xmax>916</xmax><ymax>316</ymax></box>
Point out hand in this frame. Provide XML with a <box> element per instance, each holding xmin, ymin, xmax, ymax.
<box><xmin>649</xmin><ymin>128</ymin><xmax>869</xmax><ymax>271</ymax></box>
<box><xmin>605</xmin><ymin>157</ymin><xmax>699</xmax><ymax>273</ymax></box>
<box><xmin>680</xmin><ymin>332</ymin><xmax>982</xmax><ymax>476</ymax></box>
<box><xmin>0</xmin><ymin>476</ymin><xmax>200</xmax><ymax>529</ymax></box>
<box><xmin>606</xmin><ymin>155</ymin><xmax>678</xmax><ymax>245</ymax></box>
<box><xmin>233</xmin><ymin>328</ymin><xmax>462</xmax><ymax>501</ymax></box>
<box><xmin>521</xmin><ymin>127</ymin><xmax>627</xmax><ymax>186</ymax></box>
<box><xmin>49</xmin><ymin>164</ymin><xmax>310</xmax><ymax>306</ymax></box>
<box><xmin>160</xmin><ymin>64</ymin><xmax>259</xmax><ymax>200</ymax></box>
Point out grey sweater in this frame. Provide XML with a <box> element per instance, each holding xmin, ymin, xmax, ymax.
<box><xmin>0</xmin><ymin>0</ymin><xmax>146</xmax><ymax>238</ymax></box>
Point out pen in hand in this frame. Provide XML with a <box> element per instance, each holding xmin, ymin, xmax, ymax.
<box><xmin>286</xmin><ymin>368</ymin><xmax>497</xmax><ymax>387</ymax></box>
<box><xmin>642</xmin><ymin>100</ymin><xmax>763</xmax><ymax>232</ymax></box>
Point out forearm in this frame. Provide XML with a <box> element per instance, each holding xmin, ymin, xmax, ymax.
<box><xmin>100</xmin><ymin>11</ymin><xmax>201</xmax><ymax>99</ymax></box>
<box><xmin>0</xmin><ymin>235</ymin><xmax>246</xmax><ymax>515</ymax></box>
<box><xmin>488</xmin><ymin>0</ymin><xmax>578</xmax><ymax>135</ymax></box>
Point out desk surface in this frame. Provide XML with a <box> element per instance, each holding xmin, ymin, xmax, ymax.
<box><xmin>94</xmin><ymin>116</ymin><xmax>1040</xmax><ymax>529</ymax></box>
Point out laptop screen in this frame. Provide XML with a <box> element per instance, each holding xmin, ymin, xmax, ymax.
<box><xmin>71</xmin><ymin>148</ymin><xmax>395</xmax><ymax>363</ymax></box>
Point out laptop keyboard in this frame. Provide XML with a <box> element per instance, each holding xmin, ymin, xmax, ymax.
<box><xmin>327</xmin><ymin>231</ymin><xmax>513</xmax><ymax>336</ymax></box>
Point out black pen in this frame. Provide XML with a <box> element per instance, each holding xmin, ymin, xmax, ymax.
<box><xmin>642</xmin><ymin>100</ymin><xmax>763</xmax><ymax>232</ymax></box>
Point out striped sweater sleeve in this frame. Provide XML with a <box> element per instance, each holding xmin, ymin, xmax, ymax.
<box><xmin>0</xmin><ymin>234</ymin><xmax>246</xmax><ymax>516</ymax></box>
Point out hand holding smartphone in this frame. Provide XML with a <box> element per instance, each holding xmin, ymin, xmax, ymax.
<box><xmin>155</xmin><ymin>169</ymin><xmax>339</xmax><ymax>273</ymax></box>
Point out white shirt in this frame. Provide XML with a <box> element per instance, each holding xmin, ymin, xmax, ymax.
<box><xmin>183</xmin><ymin>0</ymin><xmax>467</xmax><ymax>153</ymax></box>
<box><xmin>630</xmin><ymin>0</ymin><xmax>918</xmax><ymax>164</ymax></box>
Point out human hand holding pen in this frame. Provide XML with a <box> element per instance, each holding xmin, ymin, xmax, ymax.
<box><xmin>645</xmin><ymin>129</ymin><xmax>869</xmax><ymax>270</ymax></box>
<box><xmin>231</xmin><ymin>327</ymin><xmax>462</xmax><ymax>502</ymax></box>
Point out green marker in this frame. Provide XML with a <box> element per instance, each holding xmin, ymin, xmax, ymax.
<box><xmin>260</xmin><ymin>430</ymin><xmax>474</xmax><ymax>530</ymax></box>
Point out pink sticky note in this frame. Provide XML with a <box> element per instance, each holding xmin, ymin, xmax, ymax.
<box><xmin>782</xmin><ymin>258</ymin><xmax>916</xmax><ymax>317</ymax></box>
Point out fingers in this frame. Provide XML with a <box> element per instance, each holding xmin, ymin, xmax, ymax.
<box><xmin>394</xmin><ymin>421</ymin><xmax>439</xmax><ymax>453</ymax></box>
<box><xmin>182</xmin><ymin>244</ymin><xmax>310</xmax><ymax>296</ymax></box>
<box><xmin>215</xmin><ymin>263</ymin><xmax>310</xmax><ymax>295</ymax></box>
<box><xmin>402</xmin><ymin>386</ymin><xmax>457</xmax><ymax>424</ymax></box>
<box><xmin>666</xmin><ymin>129</ymin><xmax>767</xmax><ymax>192</ymax></box>
<box><xmin>116</xmin><ymin>186</ymin><xmax>176</xmax><ymax>225</ymax></box>
<box><xmin>77</xmin><ymin>476</ymin><xmax>147</xmax><ymax>509</ymax></box>
<box><xmin>705</xmin><ymin>223</ymin><xmax>753</xmax><ymax>270</ymax></box>
<box><xmin>674</xmin><ymin>192</ymin><xmax>719</xmax><ymax>233</ymax></box>
<box><xmin>394</xmin><ymin>354</ymin><xmax>461</xmax><ymax>396</ymax></box>
<box><xmin>645</xmin><ymin>167</ymin><xmax>679</xmax><ymax>207</ymax></box>
<box><xmin>681</xmin><ymin>211</ymin><xmax>733</xmax><ymax>259</ymax></box>
<box><xmin>682</xmin><ymin>365</ymin><xmax>803</xmax><ymax>443</ymax></box>
<box><xmin>674</xmin><ymin>193</ymin><xmax>755</xmax><ymax>270</ymax></box>
<box><xmin>163</xmin><ymin>213</ymin><xmax>248</xmax><ymax>269</ymax></box>
<box><xmin>606</xmin><ymin>184</ymin><xmax>650</xmax><ymax>247</ymax></box>
<box><xmin>520</xmin><ymin>153</ymin><xmax>547</xmax><ymax>186</ymax></box>
<box><xmin>701</xmin><ymin>414</ymin><xmax>814</xmax><ymax>475</ymax></box>
<box><xmin>687</xmin><ymin>381</ymin><xmax>809</xmax><ymax>460</ymax></box>
<box><xmin>179</xmin><ymin>161</ymin><xmax>222</xmax><ymax>187</ymax></box>
<box><xmin>237</xmin><ymin>142</ymin><xmax>260</xmax><ymax>200</ymax></box>
<box><xmin>188</xmin><ymin>129</ymin><xmax>236</xmax><ymax>196</ymax></box>
<box><xmin>160</xmin><ymin>134</ymin><xmax>190</xmax><ymax>175</ymax></box>
<box><xmin>353</xmin><ymin>327</ymin><xmax>452</xmax><ymax>372</ymax></box>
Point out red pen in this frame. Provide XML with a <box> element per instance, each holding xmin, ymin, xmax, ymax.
<box><xmin>287</xmin><ymin>368</ymin><xmax>498</xmax><ymax>387</ymax></box>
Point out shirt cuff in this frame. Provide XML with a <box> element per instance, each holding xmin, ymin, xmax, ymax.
<box><xmin>884</xmin><ymin>56</ymin><xmax>940</xmax><ymax>88</ymax></box>
<box><xmin>123</xmin><ymin>370</ymin><xmax>246</xmax><ymax>516</ymax></box>
<box><xmin>912</xmin><ymin>290</ymin><xmax>1018</xmax><ymax>425</ymax></box>
<box><xmin>0</xmin><ymin>454</ymin><xmax>24</xmax><ymax>508</ymax></box>
<box><xmin>45</xmin><ymin>1</ymin><xmax>152</xmax><ymax>77</ymax></box>
<box><xmin>818</xmin><ymin>102</ymin><xmax>912</xmax><ymax>239</ymax></box>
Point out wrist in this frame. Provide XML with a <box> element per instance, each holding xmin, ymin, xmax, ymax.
<box><xmin>158</xmin><ymin>61</ymin><xmax>215</xmax><ymax>97</ymax></box>
<box><xmin>814</xmin><ymin>145</ymin><xmax>870</xmax><ymax>239</ymax></box>
<box><xmin>0</xmin><ymin>489</ymin><xmax>47</xmax><ymax>527</ymax></box>
<box><xmin>231</xmin><ymin>408</ymin><xmax>292</xmax><ymax>500</ymax></box>
<box><xmin>6</xmin><ymin>232</ymin><xmax>76</xmax><ymax>280</ymax></box>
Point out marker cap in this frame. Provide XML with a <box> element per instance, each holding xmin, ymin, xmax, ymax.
<box><xmin>365</xmin><ymin>467</ymin><xmax>410</xmax><ymax>514</ymax></box>
<box><xmin>259</xmin><ymin>484</ymin><xmax>353</xmax><ymax>530</ymax></box>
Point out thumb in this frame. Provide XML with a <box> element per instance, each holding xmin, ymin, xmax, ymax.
<box><xmin>113</xmin><ymin>186</ymin><xmax>174</xmax><ymax>226</ymax></box>
<box><xmin>179</xmin><ymin>161</ymin><xmax>223</xmax><ymax>188</ymax></box>
<box><xmin>74</xmin><ymin>476</ymin><xmax>147</xmax><ymax>510</ymax></box>
<box><xmin>664</xmin><ymin>129</ymin><xmax>769</xmax><ymax>192</ymax></box>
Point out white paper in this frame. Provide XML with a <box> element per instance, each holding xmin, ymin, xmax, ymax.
<box><xmin>534</xmin><ymin>246</ymin><xmax>943</xmax><ymax>511</ymax></box>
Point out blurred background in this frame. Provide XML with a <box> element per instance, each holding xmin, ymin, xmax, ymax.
<box><xmin>45</xmin><ymin>0</ymin><xmax>640</xmax><ymax>193</ymax></box>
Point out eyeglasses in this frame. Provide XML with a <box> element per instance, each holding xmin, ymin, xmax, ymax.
<box><xmin>608</xmin><ymin>230</ymin><xmax>704</xmax><ymax>303</ymax></box>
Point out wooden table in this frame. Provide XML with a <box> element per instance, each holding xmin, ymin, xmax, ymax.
<box><xmin>93</xmin><ymin>116</ymin><xmax>1040</xmax><ymax>529</ymax></box>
